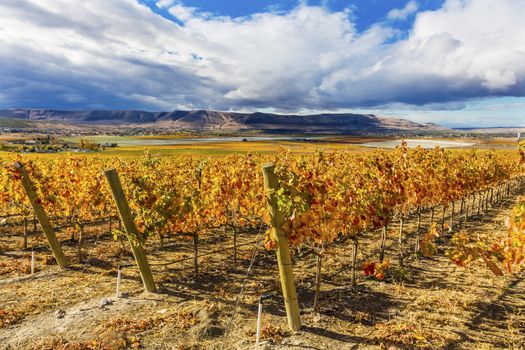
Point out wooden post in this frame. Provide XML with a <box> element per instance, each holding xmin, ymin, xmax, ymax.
<box><xmin>262</xmin><ymin>164</ymin><xmax>301</xmax><ymax>331</ymax></box>
<box><xmin>440</xmin><ymin>205</ymin><xmax>445</xmax><ymax>232</ymax></box>
<box><xmin>256</xmin><ymin>300</ymin><xmax>263</xmax><ymax>346</ymax></box>
<box><xmin>31</xmin><ymin>250</ymin><xmax>35</xmax><ymax>274</ymax></box>
<box><xmin>104</xmin><ymin>168</ymin><xmax>156</xmax><ymax>293</ymax></box>
<box><xmin>116</xmin><ymin>266</ymin><xmax>122</xmax><ymax>299</ymax></box>
<box><xmin>465</xmin><ymin>197</ymin><xmax>469</xmax><ymax>223</ymax></box>
<box><xmin>193</xmin><ymin>233</ymin><xmax>199</xmax><ymax>277</ymax></box>
<box><xmin>415</xmin><ymin>206</ymin><xmax>421</xmax><ymax>252</ymax></box>
<box><xmin>449</xmin><ymin>201</ymin><xmax>454</xmax><ymax>233</ymax></box>
<box><xmin>69</xmin><ymin>218</ymin><xmax>75</xmax><ymax>242</ymax></box>
<box><xmin>313</xmin><ymin>252</ymin><xmax>322</xmax><ymax>312</ymax></box>
<box><xmin>398</xmin><ymin>217</ymin><xmax>404</xmax><ymax>267</ymax></box>
<box><xmin>477</xmin><ymin>192</ymin><xmax>482</xmax><ymax>216</ymax></box>
<box><xmin>351</xmin><ymin>238</ymin><xmax>359</xmax><ymax>288</ymax></box>
<box><xmin>13</xmin><ymin>162</ymin><xmax>68</xmax><ymax>269</ymax></box>
<box><xmin>77</xmin><ymin>224</ymin><xmax>84</xmax><ymax>263</ymax></box>
<box><xmin>479</xmin><ymin>191</ymin><xmax>483</xmax><ymax>213</ymax></box>
<box><xmin>459</xmin><ymin>198</ymin><xmax>464</xmax><ymax>229</ymax></box>
<box><xmin>23</xmin><ymin>217</ymin><xmax>28</xmax><ymax>250</ymax></box>
<box><xmin>232</xmin><ymin>226</ymin><xmax>238</xmax><ymax>265</ymax></box>
<box><xmin>380</xmin><ymin>224</ymin><xmax>388</xmax><ymax>262</ymax></box>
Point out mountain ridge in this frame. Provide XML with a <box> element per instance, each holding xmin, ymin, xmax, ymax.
<box><xmin>0</xmin><ymin>109</ymin><xmax>447</xmax><ymax>133</ymax></box>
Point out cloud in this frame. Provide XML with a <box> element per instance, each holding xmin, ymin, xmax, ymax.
<box><xmin>0</xmin><ymin>0</ymin><xmax>524</xmax><ymax>126</ymax></box>
<box><xmin>387</xmin><ymin>1</ymin><xmax>419</xmax><ymax>21</ymax></box>
<box><xmin>482</xmin><ymin>70</ymin><xmax>517</xmax><ymax>90</ymax></box>
<box><xmin>156</xmin><ymin>0</ymin><xmax>175</xmax><ymax>8</ymax></box>
<box><xmin>168</xmin><ymin>4</ymin><xmax>197</xmax><ymax>21</ymax></box>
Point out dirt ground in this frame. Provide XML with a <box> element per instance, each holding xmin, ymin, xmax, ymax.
<box><xmin>0</xmin><ymin>191</ymin><xmax>524</xmax><ymax>349</ymax></box>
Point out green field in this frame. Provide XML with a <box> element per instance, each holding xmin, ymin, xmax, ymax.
<box><xmin>0</xmin><ymin>118</ymin><xmax>30</xmax><ymax>128</ymax></box>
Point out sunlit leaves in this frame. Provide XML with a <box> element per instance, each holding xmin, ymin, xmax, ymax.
<box><xmin>449</xmin><ymin>193</ymin><xmax>525</xmax><ymax>276</ymax></box>
<box><xmin>1</xmin><ymin>146</ymin><xmax>522</xmax><ymax>257</ymax></box>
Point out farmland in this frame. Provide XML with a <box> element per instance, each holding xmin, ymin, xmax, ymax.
<box><xmin>0</xmin><ymin>142</ymin><xmax>524</xmax><ymax>349</ymax></box>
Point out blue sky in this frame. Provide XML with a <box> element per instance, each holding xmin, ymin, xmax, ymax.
<box><xmin>0</xmin><ymin>0</ymin><xmax>524</xmax><ymax>127</ymax></box>
<box><xmin>140</xmin><ymin>0</ymin><xmax>444</xmax><ymax>32</ymax></box>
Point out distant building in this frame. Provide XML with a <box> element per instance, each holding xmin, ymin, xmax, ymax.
<box><xmin>518</xmin><ymin>132</ymin><xmax>522</xmax><ymax>141</ymax></box>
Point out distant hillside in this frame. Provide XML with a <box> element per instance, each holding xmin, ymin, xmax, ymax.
<box><xmin>0</xmin><ymin>109</ymin><xmax>447</xmax><ymax>134</ymax></box>
<box><xmin>456</xmin><ymin>127</ymin><xmax>525</xmax><ymax>135</ymax></box>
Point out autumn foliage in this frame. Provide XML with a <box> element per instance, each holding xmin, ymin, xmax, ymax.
<box><xmin>1</xmin><ymin>145</ymin><xmax>522</xmax><ymax>261</ymax></box>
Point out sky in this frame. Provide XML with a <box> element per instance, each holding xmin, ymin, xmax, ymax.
<box><xmin>0</xmin><ymin>0</ymin><xmax>524</xmax><ymax>127</ymax></box>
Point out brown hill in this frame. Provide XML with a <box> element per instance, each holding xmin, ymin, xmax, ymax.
<box><xmin>0</xmin><ymin>109</ymin><xmax>447</xmax><ymax>133</ymax></box>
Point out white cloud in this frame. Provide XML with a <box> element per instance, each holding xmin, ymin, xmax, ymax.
<box><xmin>0</xmin><ymin>0</ymin><xmax>524</xmax><ymax>127</ymax></box>
<box><xmin>482</xmin><ymin>70</ymin><xmax>517</xmax><ymax>90</ymax></box>
<box><xmin>155</xmin><ymin>0</ymin><xmax>171</xmax><ymax>8</ymax></box>
<box><xmin>168</xmin><ymin>4</ymin><xmax>197</xmax><ymax>21</ymax></box>
<box><xmin>387</xmin><ymin>1</ymin><xmax>419</xmax><ymax>21</ymax></box>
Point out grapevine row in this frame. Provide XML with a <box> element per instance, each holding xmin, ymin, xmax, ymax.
<box><xmin>1</xmin><ymin>145</ymin><xmax>522</xmax><ymax>268</ymax></box>
<box><xmin>0</xmin><ymin>146</ymin><xmax>521</xmax><ymax>242</ymax></box>
<box><xmin>2</xmin><ymin>144</ymin><xmax>524</xmax><ymax>332</ymax></box>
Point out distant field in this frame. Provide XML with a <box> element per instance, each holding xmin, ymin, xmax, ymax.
<box><xmin>0</xmin><ymin>118</ymin><xmax>30</xmax><ymax>128</ymax></box>
<box><xmin>0</xmin><ymin>139</ymin><xmax>367</xmax><ymax>158</ymax></box>
<box><xmin>0</xmin><ymin>134</ymin><xmax>518</xmax><ymax>159</ymax></box>
<box><xmin>52</xmin><ymin>134</ymin><xmax>364</xmax><ymax>156</ymax></box>
<box><xmin>361</xmin><ymin>138</ymin><xmax>477</xmax><ymax>149</ymax></box>
<box><xmin>61</xmin><ymin>135</ymin><xmax>328</xmax><ymax>147</ymax></box>
<box><xmin>0</xmin><ymin>134</ymin><xmax>25</xmax><ymax>142</ymax></box>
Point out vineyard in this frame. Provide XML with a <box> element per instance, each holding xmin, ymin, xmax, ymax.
<box><xmin>1</xmin><ymin>143</ymin><xmax>525</xmax><ymax>349</ymax></box>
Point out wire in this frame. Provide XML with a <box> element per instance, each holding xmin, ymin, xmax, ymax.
<box><xmin>226</xmin><ymin>220</ymin><xmax>267</xmax><ymax>334</ymax></box>
<box><xmin>149</xmin><ymin>239</ymin><xmax>260</xmax><ymax>267</ymax></box>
